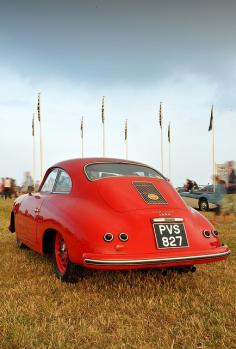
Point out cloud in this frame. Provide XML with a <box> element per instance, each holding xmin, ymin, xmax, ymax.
<box><xmin>1</xmin><ymin>67</ymin><xmax>235</xmax><ymax>186</ymax></box>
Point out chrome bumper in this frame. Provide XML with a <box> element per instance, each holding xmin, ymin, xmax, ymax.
<box><xmin>84</xmin><ymin>250</ymin><xmax>230</xmax><ymax>266</ymax></box>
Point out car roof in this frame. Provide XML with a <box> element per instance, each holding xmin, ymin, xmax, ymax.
<box><xmin>40</xmin><ymin>158</ymin><xmax>164</xmax><ymax>194</ymax></box>
<box><xmin>52</xmin><ymin>157</ymin><xmax>150</xmax><ymax>173</ymax></box>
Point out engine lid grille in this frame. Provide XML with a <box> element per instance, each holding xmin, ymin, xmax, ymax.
<box><xmin>133</xmin><ymin>181</ymin><xmax>167</xmax><ymax>205</ymax></box>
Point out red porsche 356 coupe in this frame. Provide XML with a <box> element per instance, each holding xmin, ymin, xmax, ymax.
<box><xmin>9</xmin><ymin>158</ymin><xmax>230</xmax><ymax>282</ymax></box>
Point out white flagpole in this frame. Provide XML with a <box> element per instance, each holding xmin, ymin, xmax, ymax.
<box><xmin>37</xmin><ymin>92</ymin><xmax>43</xmax><ymax>179</ymax></box>
<box><xmin>169</xmin><ymin>141</ymin><xmax>171</xmax><ymax>181</ymax></box>
<box><xmin>212</xmin><ymin>106</ymin><xmax>215</xmax><ymax>191</ymax></box>
<box><xmin>32</xmin><ymin>113</ymin><xmax>36</xmax><ymax>188</ymax></box>
<box><xmin>103</xmin><ymin>121</ymin><xmax>105</xmax><ymax>157</ymax></box>
<box><xmin>161</xmin><ymin>127</ymin><xmax>164</xmax><ymax>173</ymax></box>
<box><xmin>81</xmin><ymin>116</ymin><xmax>84</xmax><ymax>158</ymax></box>
<box><xmin>168</xmin><ymin>122</ymin><xmax>171</xmax><ymax>181</ymax></box>
<box><xmin>160</xmin><ymin>102</ymin><xmax>164</xmax><ymax>174</ymax></box>
<box><xmin>125</xmin><ymin>119</ymin><xmax>128</xmax><ymax>159</ymax></box>
<box><xmin>102</xmin><ymin>96</ymin><xmax>106</xmax><ymax>157</ymax></box>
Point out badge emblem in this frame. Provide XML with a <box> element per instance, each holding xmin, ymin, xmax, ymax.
<box><xmin>147</xmin><ymin>193</ymin><xmax>159</xmax><ymax>200</ymax></box>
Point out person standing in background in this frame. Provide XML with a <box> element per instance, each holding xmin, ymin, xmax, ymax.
<box><xmin>4</xmin><ymin>177</ymin><xmax>11</xmax><ymax>199</ymax></box>
<box><xmin>221</xmin><ymin>161</ymin><xmax>236</xmax><ymax>223</ymax></box>
<box><xmin>11</xmin><ymin>179</ymin><xmax>18</xmax><ymax>198</ymax></box>
<box><xmin>0</xmin><ymin>178</ymin><xmax>4</xmax><ymax>198</ymax></box>
<box><xmin>212</xmin><ymin>175</ymin><xmax>226</xmax><ymax>223</ymax></box>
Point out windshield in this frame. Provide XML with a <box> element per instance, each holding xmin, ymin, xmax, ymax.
<box><xmin>85</xmin><ymin>163</ymin><xmax>164</xmax><ymax>181</ymax></box>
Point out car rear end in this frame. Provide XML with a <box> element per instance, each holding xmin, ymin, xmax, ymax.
<box><xmin>80</xmin><ymin>174</ymin><xmax>230</xmax><ymax>270</ymax></box>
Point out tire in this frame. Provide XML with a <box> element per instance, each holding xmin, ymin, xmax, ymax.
<box><xmin>199</xmin><ymin>198</ymin><xmax>209</xmax><ymax>211</ymax></box>
<box><xmin>53</xmin><ymin>231</ymin><xmax>81</xmax><ymax>283</ymax></box>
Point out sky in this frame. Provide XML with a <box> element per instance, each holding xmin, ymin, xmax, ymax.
<box><xmin>0</xmin><ymin>0</ymin><xmax>236</xmax><ymax>186</ymax></box>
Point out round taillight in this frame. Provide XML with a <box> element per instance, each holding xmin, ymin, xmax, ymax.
<box><xmin>103</xmin><ymin>233</ymin><xmax>114</xmax><ymax>242</ymax></box>
<box><xmin>212</xmin><ymin>230</ymin><xmax>219</xmax><ymax>237</ymax></box>
<box><xmin>203</xmin><ymin>230</ymin><xmax>211</xmax><ymax>238</ymax></box>
<box><xmin>119</xmin><ymin>233</ymin><xmax>129</xmax><ymax>242</ymax></box>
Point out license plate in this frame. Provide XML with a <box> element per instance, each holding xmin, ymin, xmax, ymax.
<box><xmin>153</xmin><ymin>223</ymin><xmax>189</xmax><ymax>248</ymax></box>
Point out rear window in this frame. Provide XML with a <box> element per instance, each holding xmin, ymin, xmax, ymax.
<box><xmin>85</xmin><ymin>163</ymin><xmax>164</xmax><ymax>181</ymax></box>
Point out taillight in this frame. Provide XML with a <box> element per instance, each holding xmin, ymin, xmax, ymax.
<box><xmin>203</xmin><ymin>230</ymin><xmax>211</xmax><ymax>238</ymax></box>
<box><xmin>212</xmin><ymin>230</ymin><xmax>219</xmax><ymax>237</ymax></box>
<box><xmin>119</xmin><ymin>233</ymin><xmax>129</xmax><ymax>242</ymax></box>
<box><xmin>103</xmin><ymin>233</ymin><xmax>114</xmax><ymax>242</ymax></box>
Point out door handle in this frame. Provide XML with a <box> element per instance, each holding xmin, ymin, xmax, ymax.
<box><xmin>34</xmin><ymin>208</ymin><xmax>40</xmax><ymax>213</ymax></box>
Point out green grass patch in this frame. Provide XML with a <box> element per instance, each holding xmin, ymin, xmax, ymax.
<box><xmin>0</xmin><ymin>199</ymin><xmax>235</xmax><ymax>349</ymax></box>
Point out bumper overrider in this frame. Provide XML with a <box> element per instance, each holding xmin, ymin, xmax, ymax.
<box><xmin>83</xmin><ymin>246</ymin><xmax>230</xmax><ymax>268</ymax></box>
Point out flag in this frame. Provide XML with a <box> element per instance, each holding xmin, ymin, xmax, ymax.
<box><xmin>80</xmin><ymin>116</ymin><xmax>84</xmax><ymax>139</ymax></box>
<box><xmin>168</xmin><ymin>122</ymin><xmax>170</xmax><ymax>142</ymax></box>
<box><xmin>159</xmin><ymin>102</ymin><xmax>163</xmax><ymax>128</ymax></box>
<box><xmin>101</xmin><ymin>96</ymin><xmax>105</xmax><ymax>123</ymax></box>
<box><xmin>37</xmin><ymin>93</ymin><xmax>41</xmax><ymax>122</ymax></box>
<box><xmin>208</xmin><ymin>105</ymin><xmax>213</xmax><ymax>131</ymax></box>
<box><xmin>125</xmin><ymin>119</ymin><xmax>128</xmax><ymax>141</ymax></box>
<box><xmin>32</xmin><ymin>114</ymin><xmax>35</xmax><ymax>136</ymax></box>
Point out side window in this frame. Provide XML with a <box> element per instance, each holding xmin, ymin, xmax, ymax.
<box><xmin>41</xmin><ymin>169</ymin><xmax>58</xmax><ymax>193</ymax></box>
<box><xmin>53</xmin><ymin>170</ymin><xmax>72</xmax><ymax>193</ymax></box>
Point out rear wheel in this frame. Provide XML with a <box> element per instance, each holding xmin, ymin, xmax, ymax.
<box><xmin>199</xmin><ymin>198</ymin><xmax>209</xmax><ymax>211</ymax></box>
<box><xmin>53</xmin><ymin>231</ymin><xmax>81</xmax><ymax>283</ymax></box>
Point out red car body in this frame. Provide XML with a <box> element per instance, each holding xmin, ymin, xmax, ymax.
<box><xmin>9</xmin><ymin>158</ymin><xmax>230</xmax><ymax>282</ymax></box>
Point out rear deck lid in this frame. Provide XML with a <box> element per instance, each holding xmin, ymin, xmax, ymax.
<box><xmin>96</xmin><ymin>177</ymin><xmax>186</xmax><ymax>212</ymax></box>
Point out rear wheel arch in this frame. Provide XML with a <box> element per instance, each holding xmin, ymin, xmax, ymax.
<box><xmin>42</xmin><ymin>228</ymin><xmax>57</xmax><ymax>254</ymax></box>
<box><xmin>42</xmin><ymin>227</ymin><xmax>80</xmax><ymax>257</ymax></box>
<box><xmin>43</xmin><ymin>228</ymin><xmax>83</xmax><ymax>282</ymax></box>
<box><xmin>53</xmin><ymin>230</ymin><xmax>82</xmax><ymax>283</ymax></box>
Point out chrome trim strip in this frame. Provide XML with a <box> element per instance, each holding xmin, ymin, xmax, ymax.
<box><xmin>152</xmin><ymin>217</ymin><xmax>184</xmax><ymax>222</ymax></box>
<box><xmin>209</xmin><ymin>203</ymin><xmax>217</xmax><ymax>209</ymax></box>
<box><xmin>84</xmin><ymin>250</ymin><xmax>230</xmax><ymax>266</ymax></box>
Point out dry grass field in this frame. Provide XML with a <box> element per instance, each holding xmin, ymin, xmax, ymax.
<box><xmin>0</xmin><ymin>199</ymin><xmax>235</xmax><ymax>349</ymax></box>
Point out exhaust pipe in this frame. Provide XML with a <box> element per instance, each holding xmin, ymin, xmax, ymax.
<box><xmin>190</xmin><ymin>266</ymin><xmax>196</xmax><ymax>273</ymax></box>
